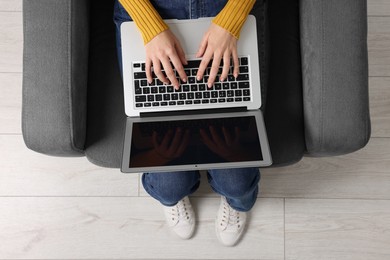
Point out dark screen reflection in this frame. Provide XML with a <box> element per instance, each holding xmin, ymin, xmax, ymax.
<box><xmin>129</xmin><ymin>116</ymin><xmax>263</xmax><ymax>168</ymax></box>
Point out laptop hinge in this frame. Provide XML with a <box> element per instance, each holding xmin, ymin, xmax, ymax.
<box><xmin>140</xmin><ymin>107</ymin><xmax>247</xmax><ymax>118</ymax></box>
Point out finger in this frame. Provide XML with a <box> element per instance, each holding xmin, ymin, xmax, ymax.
<box><xmin>153</xmin><ymin>58</ymin><xmax>169</xmax><ymax>84</ymax></box>
<box><xmin>232</xmin><ymin>49</ymin><xmax>239</xmax><ymax>78</ymax></box>
<box><xmin>175</xmin><ymin>39</ymin><xmax>188</xmax><ymax>66</ymax></box>
<box><xmin>170</xmin><ymin>54</ymin><xmax>187</xmax><ymax>87</ymax></box>
<box><xmin>161</xmin><ymin>57</ymin><xmax>179</xmax><ymax>88</ymax></box>
<box><xmin>168</xmin><ymin>128</ymin><xmax>183</xmax><ymax>154</ymax></box>
<box><xmin>196</xmin><ymin>33</ymin><xmax>209</xmax><ymax>58</ymax></box>
<box><xmin>220</xmin><ymin>52</ymin><xmax>231</xmax><ymax>82</ymax></box>
<box><xmin>208</xmin><ymin>54</ymin><xmax>222</xmax><ymax>88</ymax></box>
<box><xmin>197</xmin><ymin>48</ymin><xmax>213</xmax><ymax>82</ymax></box>
<box><xmin>146</xmin><ymin>58</ymin><xmax>153</xmax><ymax>84</ymax></box>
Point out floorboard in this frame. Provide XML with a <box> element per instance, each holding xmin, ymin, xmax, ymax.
<box><xmin>285</xmin><ymin>199</ymin><xmax>390</xmax><ymax>260</ymax></box>
<box><xmin>0</xmin><ymin>197</ymin><xmax>284</xmax><ymax>260</ymax></box>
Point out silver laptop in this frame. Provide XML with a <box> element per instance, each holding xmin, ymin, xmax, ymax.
<box><xmin>120</xmin><ymin>15</ymin><xmax>272</xmax><ymax>173</ymax></box>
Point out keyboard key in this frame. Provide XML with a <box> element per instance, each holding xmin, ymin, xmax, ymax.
<box><xmin>219</xmin><ymin>91</ymin><xmax>226</xmax><ymax>98</ymax></box>
<box><xmin>179</xmin><ymin>93</ymin><xmax>186</xmax><ymax>100</ymax></box>
<box><xmin>240</xmin><ymin>57</ymin><xmax>248</xmax><ymax>65</ymax></box>
<box><xmin>203</xmin><ymin>92</ymin><xmax>210</xmax><ymax>99</ymax></box>
<box><xmin>163</xmin><ymin>94</ymin><xmax>170</xmax><ymax>101</ymax></box>
<box><xmin>235</xmin><ymin>97</ymin><xmax>242</xmax><ymax>102</ymax></box>
<box><xmin>159</xmin><ymin>87</ymin><xmax>166</xmax><ymax>93</ymax></box>
<box><xmin>239</xmin><ymin>66</ymin><xmax>249</xmax><ymax>73</ymax></box>
<box><xmin>134</xmin><ymin>80</ymin><xmax>140</xmax><ymax>88</ymax></box>
<box><xmin>244</xmin><ymin>97</ymin><xmax>251</xmax><ymax>101</ymax></box>
<box><xmin>183</xmin><ymin>85</ymin><xmax>190</xmax><ymax>92</ymax></box>
<box><xmin>142</xmin><ymin>88</ymin><xmax>150</xmax><ymax>94</ymax></box>
<box><xmin>211</xmin><ymin>91</ymin><xmax>218</xmax><ymax>98</ymax></box>
<box><xmin>227</xmin><ymin>98</ymin><xmax>234</xmax><ymax>102</ymax></box>
<box><xmin>187</xmin><ymin>93</ymin><xmax>194</xmax><ymax>99</ymax></box>
<box><xmin>218</xmin><ymin>98</ymin><xmax>226</xmax><ymax>103</ymax></box>
<box><xmin>235</xmin><ymin>90</ymin><xmax>242</xmax><ymax>96</ymax></box>
<box><xmin>237</xmin><ymin>74</ymin><xmax>249</xmax><ymax>81</ymax></box>
<box><xmin>151</xmin><ymin>87</ymin><xmax>158</xmax><ymax>94</ymax></box>
<box><xmin>199</xmin><ymin>84</ymin><xmax>206</xmax><ymax>91</ymax></box>
<box><xmin>210</xmin><ymin>99</ymin><xmax>218</xmax><ymax>103</ymax></box>
<box><xmin>171</xmin><ymin>93</ymin><xmax>179</xmax><ymax>100</ymax></box>
<box><xmin>135</xmin><ymin>88</ymin><xmax>142</xmax><ymax>95</ymax></box>
<box><xmin>223</xmin><ymin>83</ymin><xmax>230</xmax><ymax>89</ymax></box>
<box><xmin>144</xmin><ymin>102</ymin><xmax>151</xmax><ymax>107</ymax></box>
<box><xmin>178</xmin><ymin>101</ymin><xmax>185</xmax><ymax>105</ymax></box>
<box><xmin>134</xmin><ymin>72</ymin><xmax>146</xmax><ymax>79</ymax></box>
<box><xmin>136</xmin><ymin>103</ymin><xmax>143</xmax><ymax>107</ymax></box>
<box><xmin>169</xmin><ymin>101</ymin><xmax>176</xmax><ymax>106</ymax></box>
<box><xmin>227</xmin><ymin>90</ymin><xmax>234</xmax><ymax>97</ymax></box>
<box><xmin>133</xmin><ymin>63</ymin><xmax>141</xmax><ymax>68</ymax></box>
<box><xmin>135</xmin><ymin>96</ymin><xmax>146</xmax><ymax>103</ymax></box>
<box><xmin>243</xmin><ymin>89</ymin><xmax>250</xmax><ymax>96</ymax></box>
<box><xmin>166</xmin><ymin>86</ymin><xmax>173</xmax><ymax>92</ymax></box>
<box><xmin>152</xmin><ymin>102</ymin><xmax>159</xmax><ymax>107</ymax></box>
<box><xmin>191</xmin><ymin>85</ymin><xmax>198</xmax><ymax>91</ymax></box>
<box><xmin>141</xmin><ymin>80</ymin><xmax>148</xmax><ymax>86</ymax></box>
<box><xmin>239</xmin><ymin>82</ymin><xmax>250</xmax><ymax>89</ymax></box>
<box><xmin>202</xmin><ymin>99</ymin><xmax>210</xmax><ymax>104</ymax></box>
<box><xmin>228</xmin><ymin>75</ymin><xmax>235</xmax><ymax>82</ymax></box>
<box><xmin>155</xmin><ymin>94</ymin><xmax>163</xmax><ymax>101</ymax></box>
<box><xmin>147</xmin><ymin>95</ymin><xmax>154</xmax><ymax>102</ymax></box>
<box><xmin>160</xmin><ymin>102</ymin><xmax>168</xmax><ymax>106</ymax></box>
<box><xmin>195</xmin><ymin>92</ymin><xmax>202</xmax><ymax>99</ymax></box>
<box><xmin>230</xmin><ymin>82</ymin><xmax>238</xmax><ymax>89</ymax></box>
<box><xmin>188</xmin><ymin>77</ymin><xmax>196</xmax><ymax>84</ymax></box>
<box><xmin>194</xmin><ymin>100</ymin><xmax>201</xmax><ymax>104</ymax></box>
<box><xmin>186</xmin><ymin>100</ymin><xmax>193</xmax><ymax>105</ymax></box>
<box><xmin>184</xmin><ymin>69</ymin><xmax>191</xmax><ymax>76</ymax></box>
<box><xmin>187</xmin><ymin>60</ymin><xmax>201</xmax><ymax>68</ymax></box>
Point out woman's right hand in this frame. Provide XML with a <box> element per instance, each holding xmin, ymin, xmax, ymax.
<box><xmin>145</xmin><ymin>30</ymin><xmax>188</xmax><ymax>90</ymax></box>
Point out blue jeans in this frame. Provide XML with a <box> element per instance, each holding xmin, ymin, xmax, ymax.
<box><xmin>113</xmin><ymin>0</ymin><xmax>261</xmax><ymax>212</ymax></box>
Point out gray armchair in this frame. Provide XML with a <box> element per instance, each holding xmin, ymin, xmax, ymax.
<box><xmin>22</xmin><ymin>0</ymin><xmax>370</xmax><ymax>168</ymax></box>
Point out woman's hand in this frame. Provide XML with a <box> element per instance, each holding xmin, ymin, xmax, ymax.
<box><xmin>145</xmin><ymin>30</ymin><xmax>188</xmax><ymax>90</ymax></box>
<box><xmin>196</xmin><ymin>24</ymin><xmax>239</xmax><ymax>88</ymax></box>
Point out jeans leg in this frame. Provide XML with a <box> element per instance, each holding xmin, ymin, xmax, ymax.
<box><xmin>207</xmin><ymin>168</ymin><xmax>260</xmax><ymax>212</ymax></box>
<box><xmin>142</xmin><ymin>171</ymin><xmax>201</xmax><ymax>206</ymax></box>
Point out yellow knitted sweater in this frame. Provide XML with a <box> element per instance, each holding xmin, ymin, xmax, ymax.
<box><xmin>119</xmin><ymin>0</ymin><xmax>256</xmax><ymax>44</ymax></box>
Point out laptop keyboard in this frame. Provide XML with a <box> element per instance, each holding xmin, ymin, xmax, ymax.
<box><xmin>132</xmin><ymin>57</ymin><xmax>251</xmax><ymax>108</ymax></box>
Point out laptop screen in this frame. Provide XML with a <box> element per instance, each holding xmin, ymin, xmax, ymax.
<box><xmin>128</xmin><ymin>116</ymin><xmax>263</xmax><ymax>168</ymax></box>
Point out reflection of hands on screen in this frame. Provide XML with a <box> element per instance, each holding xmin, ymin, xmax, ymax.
<box><xmin>200</xmin><ymin>126</ymin><xmax>247</xmax><ymax>161</ymax></box>
<box><xmin>152</xmin><ymin>127</ymin><xmax>190</xmax><ymax>162</ymax></box>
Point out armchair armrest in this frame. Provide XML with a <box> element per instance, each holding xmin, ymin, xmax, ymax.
<box><xmin>300</xmin><ymin>0</ymin><xmax>371</xmax><ymax>156</ymax></box>
<box><xmin>22</xmin><ymin>0</ymin><xmax>90</xmax><ymax>156</ymax></box>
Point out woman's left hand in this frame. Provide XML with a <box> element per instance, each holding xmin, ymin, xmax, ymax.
<box><xmin>196</xmin><ymin>23</ymin><xmax>239</xmax><ymax>88</ymax></box>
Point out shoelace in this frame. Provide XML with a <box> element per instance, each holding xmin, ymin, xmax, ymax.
<box><xmin>220</xmin><ymin>200</ymin><xmax>241</xmax><ymax>229</ymax></box>
<box><xmin>170</xmin><ymin>199</ymin><xmax>190</xmax><ymax>222</ymax></box>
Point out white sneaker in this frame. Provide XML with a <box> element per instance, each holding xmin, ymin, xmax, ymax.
<box><xmin>215</xmin><ymin>196</ymin><xmax>247</xmax><ymax>246</ymax></box>
<box><xmin>163</xmin><ymin>196</ymin><xmax>195</xmax><ymax>239</ymax></box>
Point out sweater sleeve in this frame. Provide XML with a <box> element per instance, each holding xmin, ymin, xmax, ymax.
<box><xmin>119</xmin><ymin>0</ymin><xmax>256</xmax><ymax>44</ymax></box>
<box><xmin>212</xmin><ymin>0</ymin><xmax>256</xmax><ymax>39</ymax></box>
<box><xmin>119</xmin><ymin>0</ymin><xmax>169</xmax><ymax>44</ymax></box>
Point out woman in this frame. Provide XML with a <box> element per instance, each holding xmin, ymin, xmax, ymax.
<box><xmin>114</xmin><ymin>0</ymin><xmax>260</xmax><ymax>247</ymax></box>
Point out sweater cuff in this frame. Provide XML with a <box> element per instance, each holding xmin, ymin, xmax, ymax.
<box><xmin>119</xmin><ymin>0</ymin><xmax>169</xmax><ymax>44</ymax></box>
<box><xmin>212</xmin><ymin>0</ymin><xmax>256</xmax><ymax>39</ymax></box>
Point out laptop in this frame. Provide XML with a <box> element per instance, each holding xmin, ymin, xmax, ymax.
<box><xmin>120</xmin><ymin>15</ymin><xmax>272</xmax><ymax>173</ymax></box>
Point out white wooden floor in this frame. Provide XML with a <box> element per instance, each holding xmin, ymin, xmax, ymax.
<box><xmin>1</xmin><ymin>0</ymin><xmax>390</xmax><ymax>259</ymax></box>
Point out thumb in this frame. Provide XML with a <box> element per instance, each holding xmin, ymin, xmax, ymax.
<box><xmin>196</xmin><ymin>33</ymin><xmax>209</xmax><ymax>58</ymax></box>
